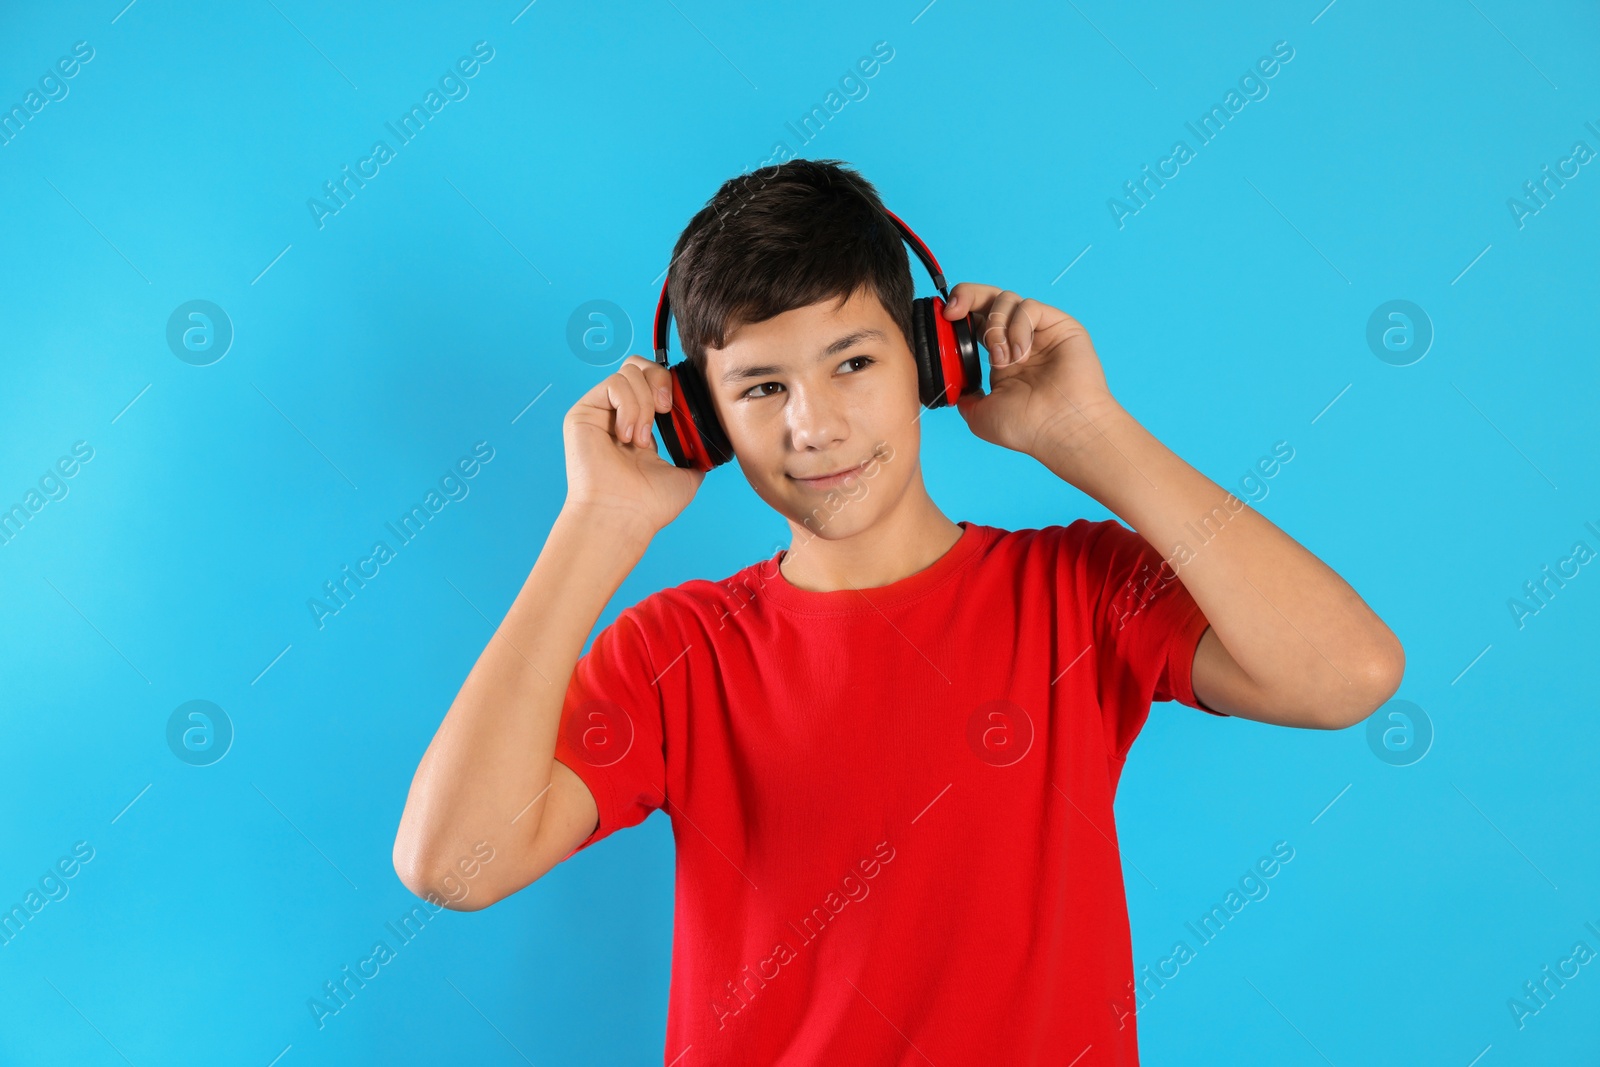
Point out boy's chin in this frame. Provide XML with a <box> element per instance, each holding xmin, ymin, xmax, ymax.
<box><xmin>786</xmin><ymin>498</ymin><xmax>883</xmax><ymax>541</ymax></box>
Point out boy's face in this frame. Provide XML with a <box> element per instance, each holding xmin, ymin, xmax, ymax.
<box><xmin>702</xmin><ymin>284</ymin><xmax>923</xmax><ymax>540</ymax></box>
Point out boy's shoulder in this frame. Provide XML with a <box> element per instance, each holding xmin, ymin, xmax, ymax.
<box><xmin>947</xmin><ymin>517</ymin><xmax>1131</xmax><ymax>561</ymax></box>
<box><xmin>615</xmin><ymin>549</ymin><xmax>785</xmax><ymax>631</ymax></box>
<box><xmin>968</xmin><ymin>518</ymin><xmax>1146</xmax><ymax>577</ymax></box>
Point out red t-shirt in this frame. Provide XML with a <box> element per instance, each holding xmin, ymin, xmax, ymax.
<box><xmin>554</xmin><ymin>518</ymin><xmax>1223</xmax><ymax>1065</ymax></box>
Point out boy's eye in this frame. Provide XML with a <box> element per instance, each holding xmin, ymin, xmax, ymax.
<box><xmin>738</xmin><ymin>355</ymin><xmax>876</xmax><ymax>400</ymax></box>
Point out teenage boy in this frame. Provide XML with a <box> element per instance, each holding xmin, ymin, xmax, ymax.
<box><xmin>394</xmin><ymin>159</ymin><xmax>1404</xmax><ymax>1064</ymax></box>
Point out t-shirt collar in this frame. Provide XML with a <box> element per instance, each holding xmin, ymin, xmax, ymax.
<box><xmin>757</xmin><ymin>520</ymin><xmax>990</xmax><ymax>615</ymax></box>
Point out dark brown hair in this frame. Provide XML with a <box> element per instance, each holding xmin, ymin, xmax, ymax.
<box><xmin>665</xmin><ymin>159</ymin><xmax>914</xmax><ymax>374</ymax></box>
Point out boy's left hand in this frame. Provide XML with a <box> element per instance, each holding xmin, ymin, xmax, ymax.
<box><xmin>943</xmin><ymin>283</ymin><xmax>1121</xmax><ymax>458</ymax></box>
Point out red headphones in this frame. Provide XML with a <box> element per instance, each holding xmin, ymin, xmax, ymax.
<box><xmin>650</xmin><ymin>208</ymin><xmax>983</xmax><ymax>471</ymax></box>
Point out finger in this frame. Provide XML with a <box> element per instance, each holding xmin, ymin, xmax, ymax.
<box><xmin>1008</xmin><ymin>298</ymin><xmax>1041</xmax><ymax>362</ymax></box>
<box><xmin>622</xmin><ymin>354</ymin><xmax>674</xmax><ymax>410</ymax></box>
<box><xmin>617</xmin><ymin>363</ymin><xmax>653</xmax><ymax>443</ymax></box>
<box><xmin>981</xmin><ymin>290</ymin><xmax>1024</xmax><ymax>366</ymax></box>
<box><xmin>617</xmin><ymin>362</ymin><xmax>659</xmax><ymax>445</ymax></box>
<box><xmin>944</xmin><ymin>282</ymin><xmax>1003</xmax><ymax>321</ymax></box>
<box><xmin>603</xmin><ymin>374</ymin><xmax>642</xmax><ymax>444</ymax></box>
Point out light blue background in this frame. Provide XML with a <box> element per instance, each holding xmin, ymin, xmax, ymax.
<box><xmin>2</xmin><ymin>1</ymin><xmax>1597</xmax><ymax>1064</ymax></box>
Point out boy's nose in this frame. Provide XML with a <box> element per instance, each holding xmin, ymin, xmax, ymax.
<box><xmin>787</xmin><ymin>395</ymin><xmax>849</xmax><ymax>452</ymax></box>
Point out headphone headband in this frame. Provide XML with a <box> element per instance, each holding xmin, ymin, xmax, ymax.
<box><xmin>653</xmin><ymin>209</ymin><xmax>950</xmax><ymax>366</ymax></box>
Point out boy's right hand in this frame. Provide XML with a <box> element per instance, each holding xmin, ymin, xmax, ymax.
<box><xmin>562</xmin><ymin>354</ymin><xmax>707</xmax><ymax>538</ymax></box>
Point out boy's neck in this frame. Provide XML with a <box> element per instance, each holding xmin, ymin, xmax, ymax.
<box><xmin>779</xmin><ymin>477</ymin><xmax>964</xmax><ymax>593</ymax></box>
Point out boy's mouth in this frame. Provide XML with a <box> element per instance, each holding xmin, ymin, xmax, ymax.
<box><xmin>788</xmin><ymin>459</ymin><xmax>870</xmax><ymax>490</ymax></box>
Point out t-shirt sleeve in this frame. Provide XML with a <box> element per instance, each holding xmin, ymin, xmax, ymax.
<box><xmin>552</xmin><ymin>605</ymin><xmax>668</xmax><ymax>856</ymax></box>
<box><xmin>1071</xmin><ymin>518</ymin><xmax>1226</xmax><ymax>762</ymax></box>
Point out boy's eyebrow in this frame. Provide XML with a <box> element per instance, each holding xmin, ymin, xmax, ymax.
<box><xmin>719</xmin><ymin>328</ymin><xmax>887</xmax><ymax>385</ymax></box>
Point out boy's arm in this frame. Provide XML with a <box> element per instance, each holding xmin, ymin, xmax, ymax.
<box><xmin>392</xmin><ymin>508</ymin><xmax>646</xmax><ymax>909</ymax></box>
<box><xmin>393</xmin><ymin>355</ymin><xmax>703</xmax><ymax>909</ymax></box>
<box><xmin>943</xmin><ymin>285</ymin><xmax>1404</xmax><ymax>731</ymax></box>
<box><xmin>1037</xmin><ymin>403</ymin><xmax>1402</xmax><ymax>729</ymax></box>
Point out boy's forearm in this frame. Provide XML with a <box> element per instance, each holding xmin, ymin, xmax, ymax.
<box><xmin>394</xmin><ymin>504</ymin><xmax>652</xmax><ymax>896</ymax></box>
<box><xmin>1033</xmin><ymin>399</ymin><xmax>1403</xmax><ymax>720</ymax></box>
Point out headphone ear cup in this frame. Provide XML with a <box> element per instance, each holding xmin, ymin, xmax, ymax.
<box><xmin>653</xmin><ymin>368</ymin><xmax>694</xmax><ymax>469</ymax></box>
<box><xmin>951</xmin><ymin>312</ymin><xmax>982</xmax><ymax>398</ymax></box>
<box><xmin>673</xmin><ymin>360</ymin><xmax>735</xmax><ymax>470</ymax></box>
<box><xmin>911</xmin><ymin>297</ymin><xmax>947</xmax><ymax>408</ymax></box>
